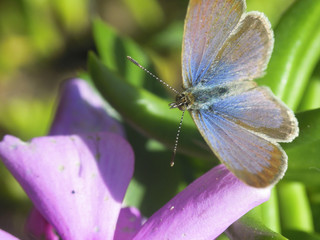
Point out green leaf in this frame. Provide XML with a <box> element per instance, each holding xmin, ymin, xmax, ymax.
<box><xmin>259</xmin><ymin>0</ymin><xmax>320</xmax><ymax>111</ymax></box>
<box><xmin>298</xmin><ymin>76</ymin><xmax>320</xmax><ymax>112</ymax></box>
<box><xmin>246</xmin><ymin>0</ymin><xmax>294</xmax><ymax>27</ymax></box>
<box><xmin>282</xmin><ymin>109</ymin><xmax>320</xmax><ymax>185</ymax></box>
<box><xmin>278</xmin><ymin>182</ymin><xmax>314</xmax><ymax>232</ymax></box>
<box><xmin>225</xmin><ymin>212</ymin><xmax>288</xmax><ymax>240</ymax></box>
<box><xmin>258</xmin><ymin>188</ymin><xmax>281</xmax><ymax>233</ymax></box>
<box><xmin>216</xmin><ymin>233</ymin><xmax>230</xmax><ymax>240</ymax></box>
<box><xmin>283</xmin><ymin>230</ymin><xmax>320</xmax><ymax>240</ymax></box>
<box><xmin>93</xmin><ymin>19</ymin><xmax>149</xmax><ymax>88</ymax></box>
<box><xmin>309</xmin><ymin>190</ymin><xmax>320</xmax><ymax>233</ymax></box>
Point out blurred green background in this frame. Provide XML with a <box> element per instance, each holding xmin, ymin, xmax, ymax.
<box><xmin>1</xmin><ymin>0</ymin><xmax>320</xmax><ymax>239</ymax></box>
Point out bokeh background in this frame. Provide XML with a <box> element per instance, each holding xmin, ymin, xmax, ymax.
<box><xmin>1</xmin><ymin>0</ymin><xmax>320</xmax><ymax>239</ymax></box>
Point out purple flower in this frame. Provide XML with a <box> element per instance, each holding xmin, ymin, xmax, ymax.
<box><xmin>0</xmin><ymin>79</ymin><xmax>270</xmax><ymax>239</ymax></box>
<box><xmin>49</xmin><ymin>79</ymin><xmax>125</xmax><ymax>137</ymax></box>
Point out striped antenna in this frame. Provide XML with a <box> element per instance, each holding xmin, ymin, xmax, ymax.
<box><xmin>170</xmin><ymin>110</ymin><xmax>185</xmax><ymax>167</ymax></box>
<box><xmin>127</xmin><ymin>56</ymin><xmax>185</xmax><ymax>167</ymax></box>
<box><xmin>127</xmin><ymin>56</ymin><xmax>180</xmax><ymax>95</ymax></box>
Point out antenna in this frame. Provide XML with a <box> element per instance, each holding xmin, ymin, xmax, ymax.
<box><xmin>127</xmin><ymin>56</ymin><xmax>185</xmax><ymax>167</ymax></box>
<box><xmin>127</xmin><ymin>56</ymin><xmax>180</xmax><ymax>95</ymax></box>
<box><xmin>170</xmin><ymin>110</ymin><xmax>185</xmax><ymax>167</ymax></box>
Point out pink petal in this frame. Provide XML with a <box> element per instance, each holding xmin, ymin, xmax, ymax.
<box><xmin>114</xmin><ymin>207</ymin><xmax>143</xmax><ymax>240</ymax></box>
<box><xmin>0</xmin><ymin>133</ymin><xmax>134</xmax><ymax>240</ymax></box>
<box><xmin>50</xmin><ymin>78</ymin><xmax>125</xmax><ymax>137</ymax></box>
<box><xmin>25</xmin><ymin>208</ymin><xmax>59</xmax><ymax>240</ymax></box>
<box><xmin>133</xmin><ymin>165</ymin><xmax>270</xmax><ymax>240</ymax></box>
<box><xmin>0</xmin><ymin>229</ymin><xmax>20</xmax><ymax>240</ymax></box>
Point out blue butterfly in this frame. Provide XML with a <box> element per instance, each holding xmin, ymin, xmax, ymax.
<box><xmin>129</xmin><ymin>0</ymin><xmax>299</xmax><ymax>188</ymax></box>
<box><xmin>168</xmin><ymin>0</ymin><xmax>299</xmax><ymax>188</ymax></box>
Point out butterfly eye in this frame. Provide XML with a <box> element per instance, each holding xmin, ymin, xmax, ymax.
<box><xmin>175</xmin><ymin>93</ymin><xmax>186</xmax><ymax>103</ymax></box>
<box><xmin>169</xmin><ymin>93</ymin><xmax>191</xmax><ymax>111</ymax></box>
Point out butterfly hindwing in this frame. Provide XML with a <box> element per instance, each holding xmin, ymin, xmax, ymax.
<box><xmin>191</xmin><ymin>109</ymin><xmax>287</xmax><ymax>187</ymax></box>
<box><xmin>209</xmin><ymin>84</ymin><xmax>298</xmax><ymax>142</ymax></box>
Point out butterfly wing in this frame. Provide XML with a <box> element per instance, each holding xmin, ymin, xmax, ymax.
<box><xmin>183</xmin><ymin>1</ymin><xmax>274</xmax><ymax>87</ymax></box>
<box><xmin>182</xmin><ymin>0</ymin><xmax>297</xmax><ymax>187</ymax></box>
<box><xmin>182</xmin><ymin>0</ymin><xmax>245</xmax><ymax>88</ymax></box>
<box><xmin>210</xmin><ymin>85</ymin><xmax>299</xmax><ymax>142</ymax></box>
<box><xmin>191</xmin><ymin>109</ymin><xmax>288</xmax><ymax>188</ymax></box>
<box><xmin>200</xmin><ymin>12</ymin><xmax>274</xmax><ymax>86</ymax></box>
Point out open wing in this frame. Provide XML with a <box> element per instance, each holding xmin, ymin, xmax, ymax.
<box><xmin>182</xmin><ymin>0</ymin><xmax>245</xmax><ymax>88</ymax></box>
<box><xmin>182</xmin><ymin>1</ymin><xmax>273</xmax><ymax>87</ymax></box>
<box><xmin>191</xmin><ymin>109</ymin><xmax>288</xmax><ymax>188</ymax></box>
<box><xmin>210</xmin><ymin>85</ymin><xmax>298</xmax><ymax>142</ymax></box>
<box><xmin>200</xmin><ymin>12</ymin><xmax>274</xmax><ymax>86</ymax></box>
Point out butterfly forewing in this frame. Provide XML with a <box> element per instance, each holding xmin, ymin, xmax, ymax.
<box><xmin>200</xmin><ymin>12</ymin><xmax>274</xmax><ymax>86</ymax></box>
<box><xmin>182</xmin><ymin>0</ymin><xmax>245</xmax><ymax>88</ymax></box>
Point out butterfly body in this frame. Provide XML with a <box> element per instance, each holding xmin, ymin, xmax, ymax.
<box><xmin>175</xmin><ymin>0</ymin><xmax>299</xmax><ymax>188</ymax></box>
<box><xmin>172</xmin><ymin>81</ymin><xmax>257</xmax><ymax>111</ymax></box>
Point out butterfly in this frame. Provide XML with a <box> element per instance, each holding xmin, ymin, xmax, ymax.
<box><xmin>128</xmin><ymin>0</ymin><xmax>299</xmax><ymax>188</ymax></box>
<box><xmin>168</xmin><ymin>0</ymin><xmax>299</xmax><ymax>188</ymax></box>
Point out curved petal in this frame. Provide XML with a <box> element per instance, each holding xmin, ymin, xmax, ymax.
<box><xmin>133</xmin><ymin>165</ymin><xmax>270</xmax><ymax>240</ymax></box>
<box><xmin>0</xmin><ymin>133</ymin><xmax>134</xmax><ymax>240</ymax></box>
<box><xmin>49</xmin><ymin>78</ymin><xmax>125</xmax><ymax>137</ymax></box>
<box><xmin>25</xmin><ymin>208</ymin><xmax>59</xmax><ymax>240</ymax></box>
<box><xmin>0</xmin><ymin>230</ymin><xmax>20</xmax><ymax>240</ymax></box>
<box><xmin>114</xmin><ymin>207</ymin><xmax>143</xmax><ymax>240</ymax></box>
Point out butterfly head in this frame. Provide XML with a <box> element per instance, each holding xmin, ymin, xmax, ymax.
<box><xmin>169</xmin><ymin>92</ymin><xmax>194</xmax><ymax>111</ymax></box>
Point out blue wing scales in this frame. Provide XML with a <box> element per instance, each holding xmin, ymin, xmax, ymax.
<box><xmin>210</xmin><ymin>86</ymin><xmax>298</xmax><ymax>142</ymax></box>
<box><xmin>199</xmin><ymin>12</ymin><xmax>274</xmax><ymax>86</ymax></box>
<box><xmin>183</xmin><ymin>4</ymin><xmax>274</xmax><ymax>87</ymax></box>
<box><xmin>182</xmin><ymin>0</ymin><xmax>245</xmax><ymax>88</ymax></box>
<box><xmin>192</xmin><ymin>109</ymin><xmax>287</xmax><ymax>187</ymax></box>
